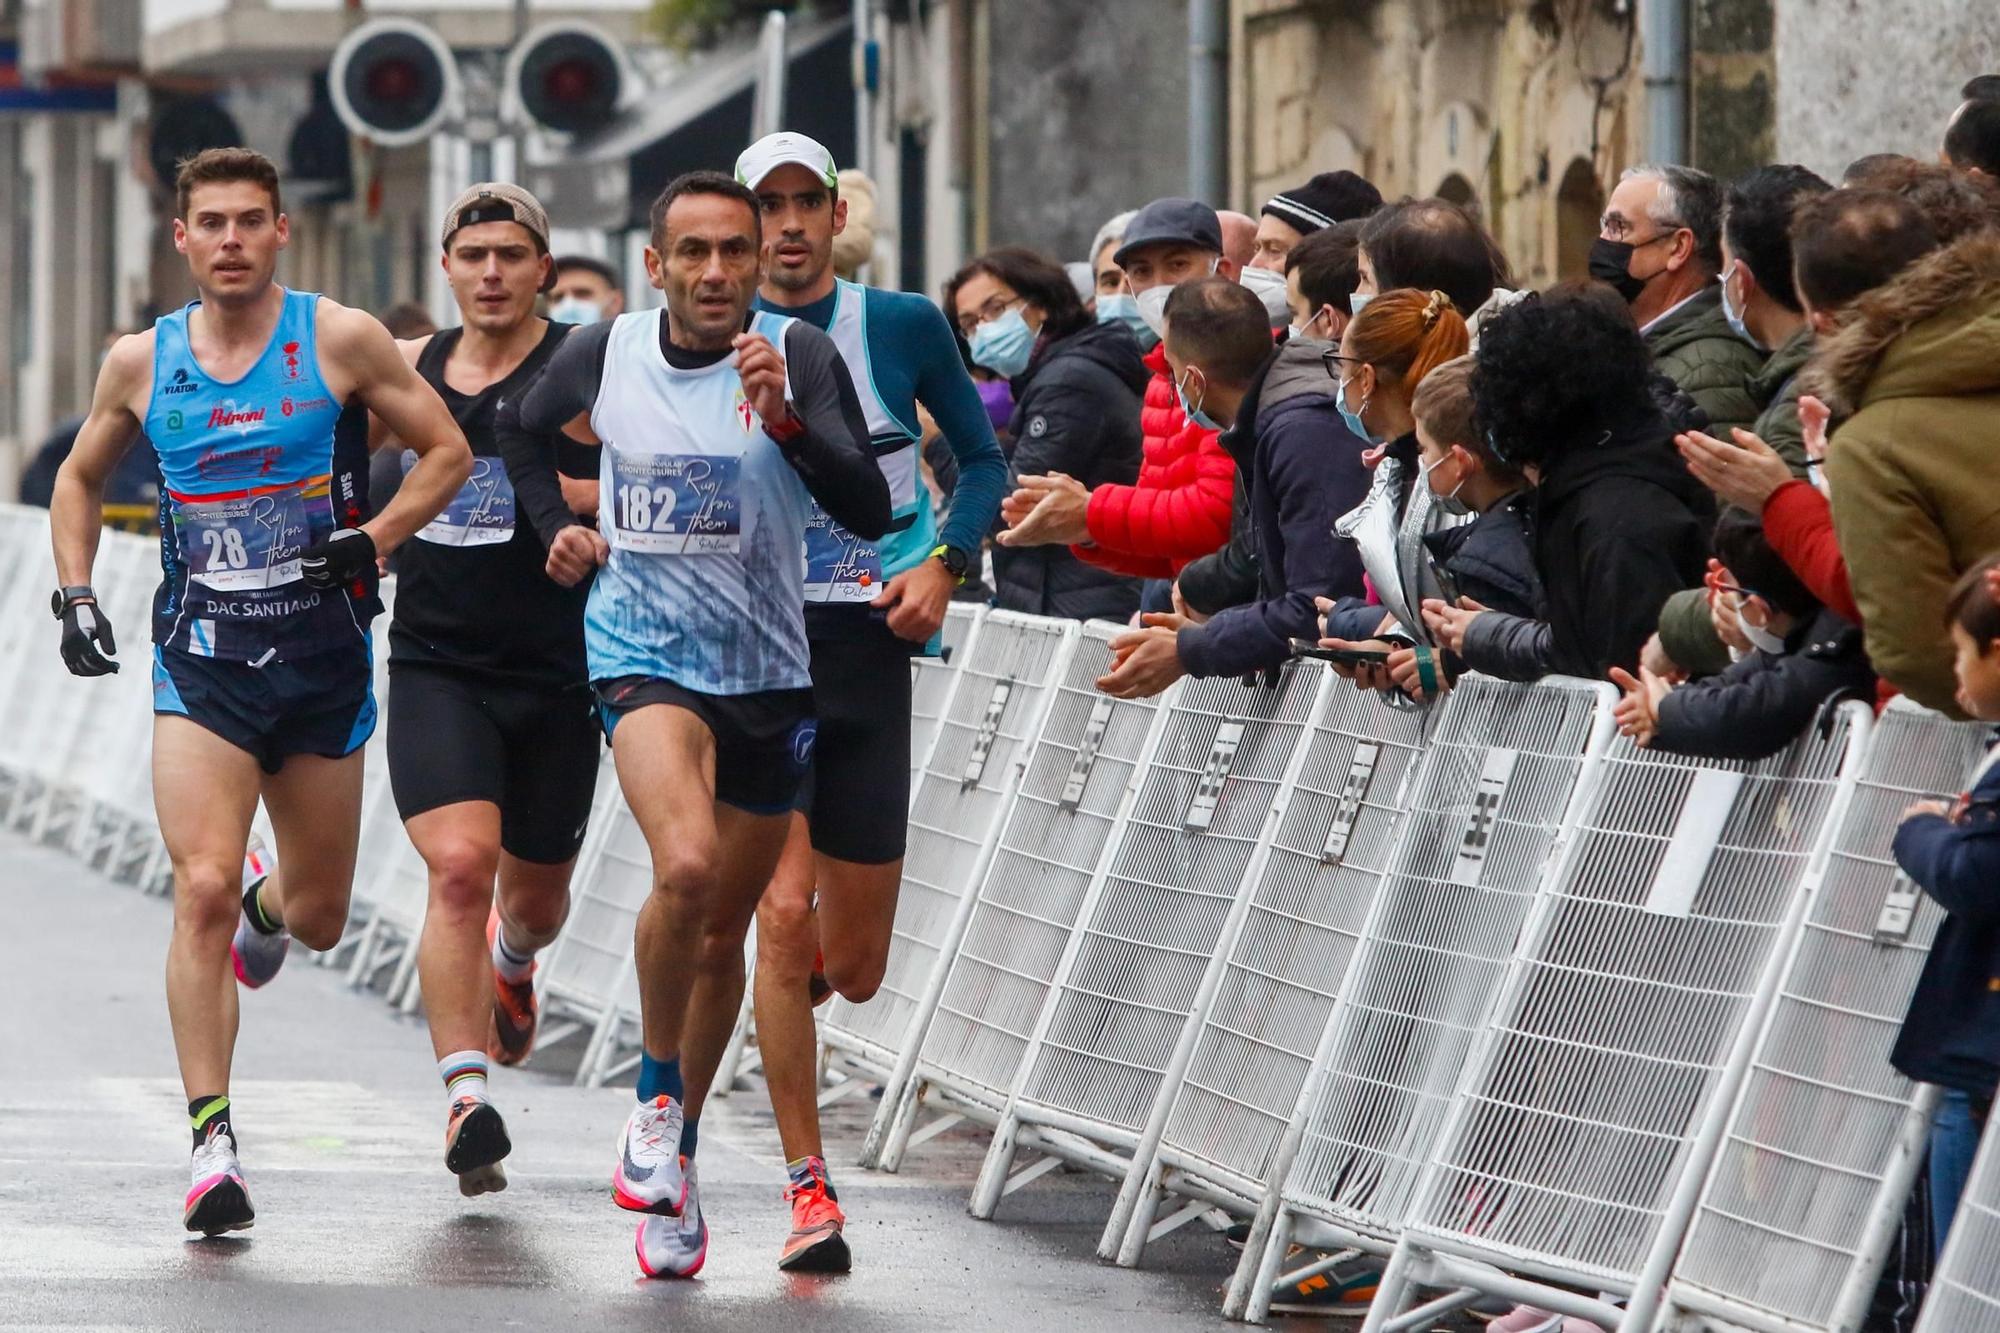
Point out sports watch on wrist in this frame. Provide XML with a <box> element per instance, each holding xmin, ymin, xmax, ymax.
<box><xmin>51</xmin><ymin>585</ymin><xmax>96</xmax><ymax>618</ymax></box>
<box><xmin>930</xmin><ymin>544</ymin><xmax>970</xmax><ymax>585</ymax></box>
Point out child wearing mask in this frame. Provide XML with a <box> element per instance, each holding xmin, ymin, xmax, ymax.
<box><xmin>1887</xmin><ymin>552</ymin><xmax>2000</xmax><ymax>1253</ymax></box>
<box><xmin>1608</xmin><ymin>507</ymin><xmax>1874</xmax><ymax>760</ymax></box>
<box><xmin>1373</xmin><ymin>356</ymin><xmax>1541</xmax><ymax>701</ymax></box>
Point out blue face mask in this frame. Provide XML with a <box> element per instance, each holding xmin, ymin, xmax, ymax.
<box><xmin>1175</xmin><ymin>367</ymin><xmax>1223</xmax><ymax>432</ymax></box>
<box><xmin>969</xmin><ymin>305</ymin><xmax>1035</xmax><ymax>378</ymax></box>
<box><xmin>1337</xmin><ymin>373</ymin><xmax>1381</xmax><ymax>445</ymax></box>
<box><xmin>1349</xmin><ymin>289</ymin><xmax>1374</xmax><ymax>318</ymax></box>
<box><xmin>1719</xmin><ymin>261</ymin><xmax>1763</xmax><ymax>351</ymax></box>
<box><xmin>1096</xmin><ymin>293</ymin><xmax>1159</xmax><ymax>350</ymax></box>
<box><xmin>549</xmin><ymin>296</ymin><xmax>605</xmax><ymax>326</ymax></box>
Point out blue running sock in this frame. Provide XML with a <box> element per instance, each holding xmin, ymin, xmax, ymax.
<box><xmin>637</xmin><ymin>1052</ymin><xmax>682</xmax><ymax>1105</ymax></box>
<box><xmin>681</xmin><ymin>1115</ymin><xmax>700</xmax><ymax>1161</ymax></box>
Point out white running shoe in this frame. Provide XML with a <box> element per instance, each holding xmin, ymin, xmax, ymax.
<box><xmin>613</xmin><ymin>1095</ymin><xmax>687</xmax><ymax>1216</ymax></box>
<box><xmin>230</xmin><ymin>834</ymin><xmax>288</xmax><ymax>989</ymax></box>
<box><xmin>184</xmin><ymin>1126</ymin><xmax>254</xmax><ymax>1235</ymax></box>
<box><xmin>635</xmin><ymin>1158</ymin><xmax>708</xmax><ymax>1278</ymax></box>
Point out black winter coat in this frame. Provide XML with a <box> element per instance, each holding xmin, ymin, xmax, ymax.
<box><xmin>1891</xmin><ymin>748</ymin><xmax>2000</xmax><ymax>1095</ymax></box>
<box><xmin>1530</xmin><ymin>409</ymin><xmax>1714</xmax><ymax>678</ymax></box>
<box><xmin>1651</xmin><ymin>608</ymin><xmax>1874</xmax><ymax>760</ymax></box>
<box><xmin>1177</xmin><ymin>342</ymin><xmax>1372</xmax><ymax>678</ymax></box>
<box><xmin>1420</xmin><ymin>490</ymin><xmax>1541</xmax><ymax>619</ymax></box>
<box><xmin>990</xmin><ymin>320</ymin><xmax>1148</xmax><ymax>622</ymax></box>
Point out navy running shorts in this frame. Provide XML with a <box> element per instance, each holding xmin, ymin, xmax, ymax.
<box><xmin>386</xmin><ymin>662</ymin><xmax>601</xmax><ymax>864</ymax></box>
<box><xmin>795</xmin><ymin>620</ymin><xmax>914</xmax><ymax>865</ymax></box>
<box><xmin>151</xmin><ymin>642</ymin><xmax>375</xmax><ymax>775</ymax></box>
<box><xmin>593</xmin><ymin>676</ymin><xmax>815</xmax><ymax>816</ymax></box>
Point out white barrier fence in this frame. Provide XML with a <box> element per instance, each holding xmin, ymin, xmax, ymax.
<box><xmin>5</xmin><ymin>507</ymin><xmax>1995</xmax><ymax>1327</ymax></box>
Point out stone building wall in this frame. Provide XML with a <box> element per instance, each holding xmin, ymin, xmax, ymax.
<box><xmin>1774</xmin><ymin>1</ymin><xmax>2000</xmax><ymax>181</ymax></box>
<box><xmin>1232</xmin><ymin>0</ymin><xmax>1648</xmax><ymax>289</ymax></box>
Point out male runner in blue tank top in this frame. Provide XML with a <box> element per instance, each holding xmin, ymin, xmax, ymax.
<box><xmin>731</xmin><ymin>130</ymin><xmax>1008</xmax><ymax>1273</ymax></box>
<box><xmin>48</xmin><ymin>148</ymin><xmax>472</xmax><ymax>1236</ymax></box>
<box><xmin>496</xmin><ymin>171</ymin><xmax>889</xmax><ymax>1279</ymax></box>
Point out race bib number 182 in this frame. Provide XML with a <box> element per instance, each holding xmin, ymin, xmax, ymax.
<box><xmin>608</xmin><ymin>450</ymin><xmax>743</xmax><ymax>554</ymax></box>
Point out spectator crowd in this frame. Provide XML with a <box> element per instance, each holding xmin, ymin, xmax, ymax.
<box><xmin>931</xmin><ymin>76</ymin><xmax>2000</xmax><ymax>1327</ymax></box>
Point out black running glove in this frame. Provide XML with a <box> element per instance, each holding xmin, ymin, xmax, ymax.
<box><xmin>53</xmin><ymin>587</ymin><xmax>118</xmax><ymax>677</ymax></box>
<box><xmin>298</xmin><ymin>528</ymin><xmax>377</xmax><ymax>589</ymax></box>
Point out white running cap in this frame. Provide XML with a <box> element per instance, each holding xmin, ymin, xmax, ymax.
<box><xmin>735</xmin><ymin>132</ymin><xmax>840</xmax><ymax>192</ymax></box>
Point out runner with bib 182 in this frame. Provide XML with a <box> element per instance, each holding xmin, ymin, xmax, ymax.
<box><xmin>495</xmin><ymin>170</ymin><xmax>889</xmax><ymax>1279</ymax></box>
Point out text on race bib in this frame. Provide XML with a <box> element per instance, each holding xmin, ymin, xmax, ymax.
<box><xmin>177</xmin><ymin>477</ymin><xmax>333</xmax><ymax>592</ymax></box>
<box><xmin>607</xmin><ymin>448</ymin><xmax>743</xmax><ymax>554</ymax></box>
<box><xmin>803</xmin><ymin>509</ymin><xmax>884</xmax><ymax>603</ymax></box>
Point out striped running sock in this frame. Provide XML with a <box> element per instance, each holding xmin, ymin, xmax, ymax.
<box><xmin>440</xmin><ymin>1051</ymin><xmax>490</xmax><ymax>1106</ymax></box>
<box><xmin>786</xmin><ymin>1155</ymin><xmax>835</xmax><ymax>1199</ymax></box>
<box><xmin>491</xmin><ymin>928</ymin><xmax>536</xmax><ymax>983</ymax></box>
<box><xmin>242</xmin><ymin>880</ymin><xmax>282</xmax><ymax>936</ymax></box>
<box><xmin>190</xmin><ymin>1095</ymin><xmax>234</xmax><ymax>1150</ymax></box>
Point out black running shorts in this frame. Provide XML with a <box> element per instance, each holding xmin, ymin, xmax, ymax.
<box><xmin>152</xmin><ymin>642</ymin><xmax>375</xmax><ymax>776</ymax></box>
<box><xmin>593</xmin><ymin>676</ymin><xmax>816</xmax><ymax>816</ymax></box>
<box><xmin>387</xmin><ymin>662</ymin><xmax>601</xmax><ymax>864</ymax></box>
<box><xmin>796</xmin><ymin>622</ymin><xmax>914</xmax><ymax>865</ymax></box>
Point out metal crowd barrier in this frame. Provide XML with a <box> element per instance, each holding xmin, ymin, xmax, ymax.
<box><xmin>1225</xmin><ymin>674</ymin><xmax>1619</xmax><ymax>1320</ymax></box>
<box><xmin>5</xmin><ymin>500</ymin><xmax>1997</xmax><ymax>1327</ymax></box>
<box><xmin>817</xmin><ymin>611</ymin><xmax>1079</xmax><ymax>1106</ymax></box>
<box><xmin>970</xmin><ymin>661</ymin><xmax>1333</xmax><ymax>1219</ymax></box>
<box><xmin>1656</xmin><ymin>699</ymin><xmax>1990</xmax><ymax>1333</ymax></box>
<box><xmin>860</xmin><ymin>619</ymin><xmax>1172</xmax><ymax>1171</ymax></box>
<box><xmin>1359</xmin><ymin>703</ymin><xmax>1872</xmax><ymax>1331</ymax></box>
<box><xmin>1917</xmin><ymin>1095</ymin><xmax>2000</xmax><ymax>1331</ymax></box>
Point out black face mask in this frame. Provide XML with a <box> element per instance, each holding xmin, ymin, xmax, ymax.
<box><xmin>1588</xmin><ymin>237</ymin><xmax>1647</xmax><ymax>304</ymax></box>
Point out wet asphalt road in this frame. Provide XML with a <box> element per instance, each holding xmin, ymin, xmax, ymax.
<box><xmin>0</xmin><ymin>835</ymin><xmax>1270</xmax><ymax>1332</ymax></box>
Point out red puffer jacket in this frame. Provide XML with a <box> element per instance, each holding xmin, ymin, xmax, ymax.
<box><xmin>1073</xmin><ymin>343</ymin><xmax>1236</xmax><ymax>579</ymax></box>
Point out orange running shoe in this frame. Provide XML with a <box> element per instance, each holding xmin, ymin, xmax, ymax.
<box><xmin>779</xmin><ymin>1157</ymin><xmax>850</xmax><ymax>1272</ymax></box>
<box><xmin>487</xmin><ymin>910</ymin><xmax>538</xmax><ymax>1066</ymax></box>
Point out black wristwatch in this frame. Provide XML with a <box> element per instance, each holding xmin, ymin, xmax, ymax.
<box><xmin>52</xmin><ymin>585</ymin><xmax>96</xmax><ymax>618</ymax></box>
<box><xmin>930</xmin><ymin>543</ymin><xmax>971</xmax><ymax>584</ymax></box>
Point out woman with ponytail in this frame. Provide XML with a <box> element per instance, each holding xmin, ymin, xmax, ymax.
<box><xmin>1317</xmin><ymin>289</ymin><xmax>1472</xmax><ymax>684</ymax></box>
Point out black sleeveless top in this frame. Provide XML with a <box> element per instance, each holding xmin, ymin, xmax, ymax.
<box><xmin>386</xmin><ymin>322</ymin><xmax>588</xmax><ymax>688</ymax></box>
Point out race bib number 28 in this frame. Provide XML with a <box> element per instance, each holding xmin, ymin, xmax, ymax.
<box><xmin>608</xmin><ymin>450</ymin><xmax>743</xmax><ymax>554</ymax></box>
<box><xmin>178</xmin><ymin>479</ymin><xmax>330</xmax><ymax>591</ymax></box>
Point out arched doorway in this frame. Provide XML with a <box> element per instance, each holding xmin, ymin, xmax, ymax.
<box><xmin>1556</xmin><ymin>157</ymin><xmax>1605</xmax><ymax>282</ymax></box>
<box><xmin>1438</xmin><ymin>172</ymin><xmax>1478</xmax><ymax>216</ymax></box>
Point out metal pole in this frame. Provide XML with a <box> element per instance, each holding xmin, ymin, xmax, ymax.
<box><xmin>753</xmin><ymin>10</ymin><xmax>790</xmax><ymax>139</ymax></box>
<box><xmin>1641</xmin><ymin>0</ymin><xmax>1688</xmax><ymax>163</ymax></box>
<box><xmin>1187</xmin><ymin>0</ymin><xmax>1228</xmax><ymax>203</ymax></box>
<box><xmin>853</xmin><ymin>0</ymin><xmax>874</xmax><ymax>178</ymax></box>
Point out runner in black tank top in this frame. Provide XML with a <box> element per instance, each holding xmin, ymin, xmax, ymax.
<box><xmin>376</xmin><ymin>183</ymin><xmax>598</xmax><ymax>1197</ymax></box>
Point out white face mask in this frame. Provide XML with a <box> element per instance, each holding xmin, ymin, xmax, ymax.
<box><xmin>1737</xmin><ymin>603</ymin><xmax>1788</xmax><ymax>654</ymax></box>
<box><xmin>550</xmin><ymin>296</ymin><xmax>605</xmax><ymax>326</ymax></box>
<box><xmin>1239</xmin><ymin>263</ymin><xmax>1292</xmax><ymax>322</ymax></box>
<box><xmin>1131</xmin><ymin>257</ymin><xmax>1222</xmax><ymax>337</ymax></box>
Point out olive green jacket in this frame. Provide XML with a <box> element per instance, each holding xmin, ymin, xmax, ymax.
<box><xmin>1801</xmin><ymin>231</ymin><xmax>2000</xmax><ymax>716</ymax></box>
<box><xmin>1645</xmin><ymin>285</ymin><xmax>1766</xmax><ymax>438</ymax></box>
<box><xmin>1746</xmin><ymin>326</ymin><xmax>1814</xmax><ymax>476</ymax></box>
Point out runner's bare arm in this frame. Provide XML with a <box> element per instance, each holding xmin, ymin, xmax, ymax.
<box><xmin>51</xmin><ymin>332</ymin><xmax>151</xmax><ymax>587</ymax></box>
<box><xmin>366</xmin><ymin>335</ymin><xmax>430</xmax><ymax>453</ymax></box>
<box><xmin>320</xmin><ymin>306</ymin><xmax>471</xmax><ymax>555</ymax></box>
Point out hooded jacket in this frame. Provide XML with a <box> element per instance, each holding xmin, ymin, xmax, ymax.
<box><xmin>990</xmin><ymin>320</ymin><xmax>1148</xmax><ymax>621</ymax></box>
<box><xmin>1651</xmin><ymin>607</ymin><xmax>1874</xmax><ymax>760</ymax></box>
<box><xmin>1891</xmin><ymin>745</ymin><xmax>2000</xmax><ymax>1095</ymax></box>
<box><xmin>1801</xmin><ymin>230</ymin><xmax>2000</xmax><ymax>717</ymax></box>
<box><xmin>1644</xmin><ymin>285</ymin><xmax>1765</xmax><ymax>439</ymax></box>
<box><xmin>1074</xmin><ymin>342</ymin><xmax>1235</xmax><ymax>579</ymax></box>
<box><xmin>1175</xmin><ymin>340</ymin><xmax>1371</xmax><ymax>678</ymax></box>
<box><xmin>1527</xmin><ymin>407</ymin><xmax>1715</xmax><ymax>679</ymax></box>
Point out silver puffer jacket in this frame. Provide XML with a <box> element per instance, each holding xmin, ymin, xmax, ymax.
<box><xmin>1333</xmin><ymin>441</ymin><xmax>1470</xmax><ymax>645</ymax></box>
